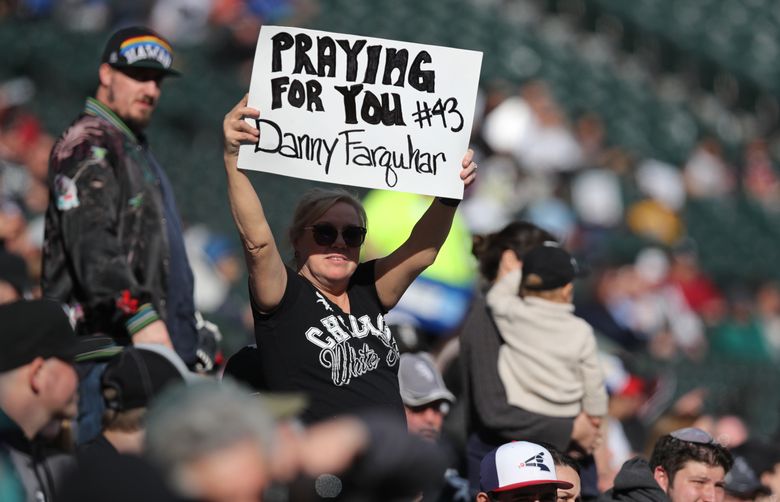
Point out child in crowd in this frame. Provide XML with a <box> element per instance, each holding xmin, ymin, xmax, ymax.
<box><xmin>486</xmin><ymin>242</ymin><xmax>607</xmax><ymax>431</ymax></box>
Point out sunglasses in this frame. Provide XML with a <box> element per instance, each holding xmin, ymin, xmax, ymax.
<box><xmin>306</xmin><ymin>223</ymin><xmax>367</xmax><ymax>248</ymax></box>
<box><xmin>408</xmin><ymin>400</ymin><xmax>451</xmax><ymax>416</ymax></box>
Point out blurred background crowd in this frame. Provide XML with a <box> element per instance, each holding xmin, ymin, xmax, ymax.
<box><xmin>3</xmin><ymin>0</ymin><xmax>780</xmax><ymax>491</ymax></box>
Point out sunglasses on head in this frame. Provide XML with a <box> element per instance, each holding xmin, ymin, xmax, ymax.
<box><xmin>306</xmin><ymin>223</ymin><xmax>367</xmax><ymax>248</ymax></box>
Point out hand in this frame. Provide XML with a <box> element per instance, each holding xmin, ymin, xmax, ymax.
<box><xmin>496</xmin><ymin>249</ymin><xmax>522</xmax><ymax>279</ymax></box>
<box><xmin>132</xmin><ymin>319</ymin><xmax>174</xmax><ymax>350</ymax></box>
<box><xmin>588</xmin><ymin>414</ymin><xmax>603</xmax><ymax>428</ymax></box>
<box><xmin>223</xmin><ymin>94</ymin><xmax>260</xmax><ymax>159</ymax></box>
<box><xmin>570</xmin><ymin>411</ymin><xmax>602</xmax><ymax>455</ymax></box>
<box><xmin>296</xmin><ymin>416</ymin><xmax>369</xmax><ymax>476</ymax></box>
<box><xmin>460</xmin><ymin>148</ymin><xmax>477</xmax><ymax>190</ymax></box>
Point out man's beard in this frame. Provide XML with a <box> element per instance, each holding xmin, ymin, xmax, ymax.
<box><xmin>108</xmin><ymin>87</ymin><xmax>152</xmax><ymax>131</ymax></box>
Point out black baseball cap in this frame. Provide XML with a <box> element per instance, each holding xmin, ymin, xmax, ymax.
<box><xmin>0</xmin><ymin>299</ymin><xmax>82</xmax><ymax>372</ymax></box>
<box><xmin>734</xmin><ymin>439</ymin><xmax>780</xmax><ymax>476</ymax></box>
<box><xmin>724</xmin><ymin>456</ymin><xmax>771</xmax><ymax>499</ymax></box>
<box><xmin>102</xmin><ymin>344</ymin><xmax>195</xmax><ymax>411</ymax></box>
<box><xmin>522</xmin><ymin>242</ymin><xmax>586</xmax><ymax>291</ymax></box>
<box><xmin>101</xmin><ymin>26</ymin><xmax>180</xmax><ymax>76</ymax></box>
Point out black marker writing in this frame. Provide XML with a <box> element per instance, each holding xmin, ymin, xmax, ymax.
<box><xmin>254</xmin><ymin>118</ymin><xmax>338</xmax><ymax>174</ymax></box>
<box><xmin>252</xmin><ymin>119</ymin><xmax>446</xmax><ymax>189</ymax></box>
<box><xmin>412</xmin><ymin>97</ymin><xmax>463</xmax><ymax>132</ymax></box>
<box><xmin>270</xmin><ymin>76</ymin><xmax>324</xmax><ymax>112</ymax></box>
<box><xmin>271</xmin><ymin>32</ymin><xmax>435</xmax><ymax>92</ymax></box>
<box><xmin>340</xmin><ymin>129</ymin><xmax>444</xmax><ymax>187</ymax></box>
<box><xmin>335</xmin><ymin>85</ymin><xmax>405</xmax><ymax>126</ymax></box>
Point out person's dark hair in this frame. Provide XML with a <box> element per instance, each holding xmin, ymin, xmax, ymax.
<box><xmin>649</xmin><ymin>433</ymin><xmax>734</xmax><ymax>484</ymax></box>
<box><xmin>472</xmin><ymin>222</ymin><xmax>556</xmax><ymax>282</ymax></box>
<box><xmin>535</xmin><ymin>441</ymin><xmax>581</xmax><ymax>475</ymax></box>
<box><xmin>548</xmin><ymin>447</ymin><xmax>581</xmax><ymax>475</ymax></box>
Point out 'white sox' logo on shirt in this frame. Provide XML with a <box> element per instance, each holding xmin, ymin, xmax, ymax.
<box><xmin>304</xmin><ymin>313</ymin><xmax>399</xmax><ymax>386</ymax></box>
<box><xmin>315</xmin><ymin>291</ymin><xmax>333</xmax><ymax>312</ymax></box>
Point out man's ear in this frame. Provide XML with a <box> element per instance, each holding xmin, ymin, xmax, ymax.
<box><xmin>28</xmin><ymin>357</ymin><xmax>46</xmax><ymax>395</ymax></box>
<box><xmin>98</xmin><ymin>63</ymin><xmax>114</xmax><ymax>88</ymax></box>
<box><xmin>562</xmin><ymin>282</ymin><xmax>574</xmax><ymax>301</ymax></box>
<box><xmin>653</xmin><ymin>466</ymin><xmax>670</xmax><ymax>493</ymax></box>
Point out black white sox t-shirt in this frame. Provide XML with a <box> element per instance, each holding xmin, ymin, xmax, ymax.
<box><xmin>252</xmin><ymin>260</ymin><xmax>404</xmax><ymax>424</ymax></box>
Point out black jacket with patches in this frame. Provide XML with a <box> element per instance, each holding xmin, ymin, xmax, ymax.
<box><xmin>42</xmin><ymin>98</ymin><xmax>194</xmax><ymax>360</ymax></box>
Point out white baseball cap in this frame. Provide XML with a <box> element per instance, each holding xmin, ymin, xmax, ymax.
<box><xmin>480</xmin><ymin>441</ymin><xmax>573</xmax><ymax>494</ymax></box>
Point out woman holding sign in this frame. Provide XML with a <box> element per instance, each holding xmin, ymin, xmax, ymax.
<box><xmin>223</xmin><ymin>95</ymin><xmax>476</xmax><ymax>424</ymax></box>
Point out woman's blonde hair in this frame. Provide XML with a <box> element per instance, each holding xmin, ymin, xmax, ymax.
<box><xmin>288</xmin><ymin>187</ymin><xmax>367</xmax><ymax>248</ymax></box>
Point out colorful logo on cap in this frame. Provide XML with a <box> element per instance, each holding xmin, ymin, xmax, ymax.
<box><xmin>521</xmin><ymin>453</ymin><xmax>551</xmax><ymax>472</ymax></box>
<box><xmin>119</xmin><ymin>35</ymin><xmax>173</xmax><ymax>68</ymax></box>
<box><xmin>480</xmin><ymin>441</ymin><xmax>573</xmax><ymax>494</ymax></box>
<box><xmin>497</xmin><ymin>447</ymin><xmax>554</xmax><ymax>483</ymax></box>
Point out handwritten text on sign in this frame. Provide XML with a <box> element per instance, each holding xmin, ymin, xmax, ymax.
<box><xmin>238</xmin><ymin>26</ymin><xmax>483</xmax><ymax>199</ymax></box>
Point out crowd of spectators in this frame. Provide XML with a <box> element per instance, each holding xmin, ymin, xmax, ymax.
<box><xmin>2</xmin><ymin>2</ymin><xmax>780</xmax><ymax>501</ymax></box>
<box><xmin>464</xmin><ymin>77</ymin><xmax>780</xmax><ymax>366</ymax></box>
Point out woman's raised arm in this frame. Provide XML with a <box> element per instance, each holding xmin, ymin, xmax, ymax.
<box><xmin>223</xmin><ymin>95</ymin><xmax>286</xmax><ymax>311</ymax></box>
<box><xmin>373</xmin><ymin>149</ymin><xmax>477</xmax><ymax>309</ymax></box>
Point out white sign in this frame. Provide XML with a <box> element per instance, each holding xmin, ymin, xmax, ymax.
<box><xmin>238</xmin><ymin>26</ymin><xmax>483</xmax><ymax>199</ymax></box>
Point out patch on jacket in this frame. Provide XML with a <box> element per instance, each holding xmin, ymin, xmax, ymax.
<box><xmin>128</xmin><ymin>193</ymin><xmax>144</xmax><ymax>209</ymax></box>
<box><xmin>54</xmin><ymin>174</ymin><xmax>80</xmax><ymax>211</ymax></box>
<box><xmin>90</xmin><ymin>145</ymin><xmax>107</xmax><ymax>161</ymax></box>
